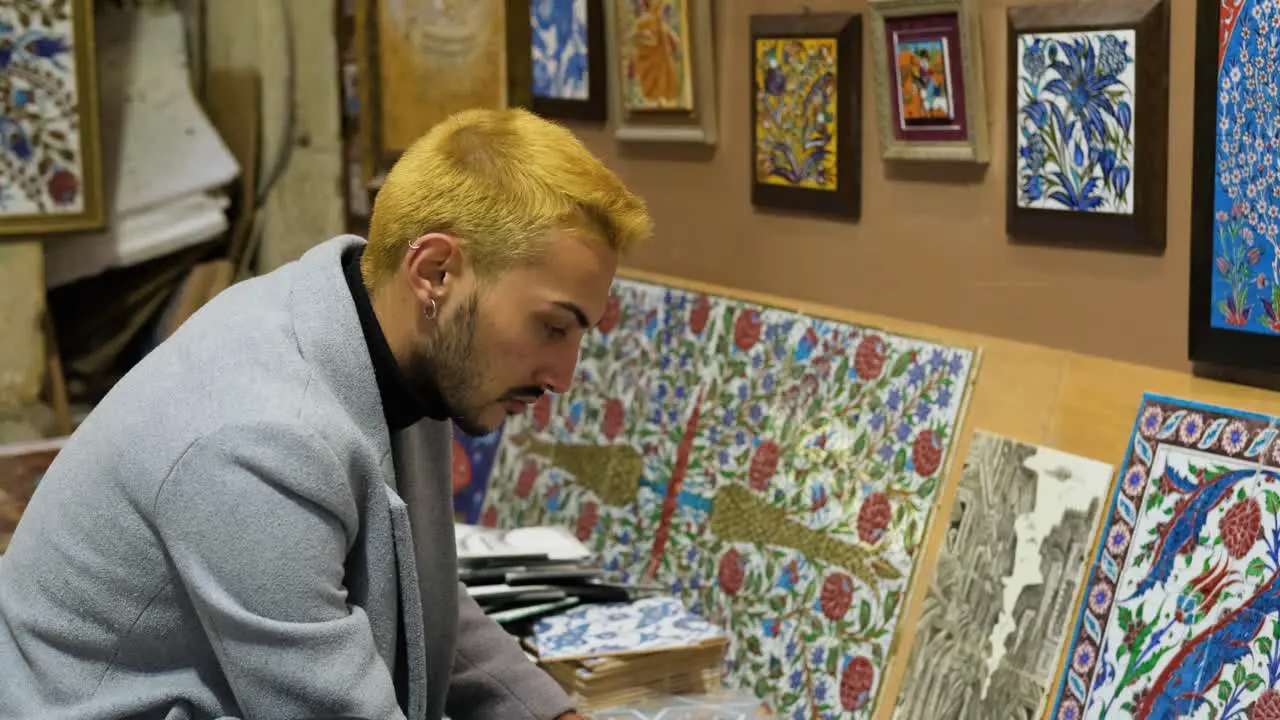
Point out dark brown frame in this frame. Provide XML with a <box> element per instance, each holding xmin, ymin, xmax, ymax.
<box><xmin>1188</xmin><ymin>0</ymin><xmax>1280</xmax><ymax>378</ymax></box>
<box><xmin>510</xmin><ymin>0</ymin><xmax>608</xmax><ymax>122</ymax></box>
<box><xmin>1005</xmin><ymin>0</ymin><xmax>1169</xmax><ymax>252</ymax></box>
<box><xmin>748</xmin><ymin>13</ymin><xmax>862</xmax><ymax>220</ymax></box>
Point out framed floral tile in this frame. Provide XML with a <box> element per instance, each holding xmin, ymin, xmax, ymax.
<box><xmin>0</xmin><ymin>0</ymin><xmax>105</xmax><ymax>236</ymax></box>
<box><xmin>749</xmin><ymin>13</ymin><xmax>862</xmax><ymax>219</ymax></box>
<box><xmin>477</xmin><ymin>277</ymin><xmax>981</xmax><ymax>718</ymax></box>
<box><xmin>605</xmin><ymin>0</ymin><xmax>718</xmax><ymax>145</ymax></box>
<box><xmin>1006</xmin><ymin>0</ymin><xmax>1169</xmax><ymax>252</ymax></box>
<box><xmin>1047</xmin><ymin>394</ymin><xmax>1280</xmax><ymax>718</ymax></box>
<box><xmin>517</xmin><ymin>0</ymin><xmax>608</xmax><ymax>122</ymax></box>
<box><xmin>1189</xmin><ymin>0</ymin><xmax>1280</xmax><ymax>373</ymax></box>
<box><xmin>868</xmin><ymin>0</ymin><xmax>989</xmax><ymax>163</ymax></box>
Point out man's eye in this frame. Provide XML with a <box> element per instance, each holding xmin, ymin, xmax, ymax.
<box><xmin>546</xmin><ymin>324</ymin><xmax>568</xmax><ymax>340</ymax></box>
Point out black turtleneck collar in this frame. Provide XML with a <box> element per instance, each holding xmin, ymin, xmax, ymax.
<box><xmin>342</xmin><ymin>247</ymin><xmax>448</xmax><ymax>432</ymax></box>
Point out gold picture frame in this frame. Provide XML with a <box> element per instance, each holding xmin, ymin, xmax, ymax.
<box><xmin>354</xmin><ymin>0</ymin><xmax>530</xmax><ymax>184</ymax></box>
<box><xmin>868</xmin><ymin>0</ymin><xmax>988</xmax><ymax>163</ymax></box>
<box><xmin>0</xmin><ymin>0</ymin><xmax>105</xmax><ymax>237</ymax></box>
<box><xmin>604</xmin><ymin>0</ymin><xmax>718</xmax><ymax>145</ymax></box>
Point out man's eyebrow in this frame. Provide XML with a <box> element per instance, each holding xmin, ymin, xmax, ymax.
<box><xmin>553</xmin><ymin>301</ymin><xmax>590</xmax><ymax>329</ymax></box>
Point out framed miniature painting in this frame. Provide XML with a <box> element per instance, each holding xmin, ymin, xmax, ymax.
<box><xmin>526</xmin><ymin>0</ymin><xmax>607</xmax><ymax>121</ymax></box>
<box><xmin>1189</xmin><ymin>0</ymin><xmax>1280</xmax><ymax>374</ymax></box>
<box><xmin>868</xmin><ymin>0</ymin><xmax>988</xmax><ymax>163</ymax></box>
<box><xmin>0</xmin><ymin>0</ymin><xmax>104</xmax><ymax>237</ymax></box>
<box><xmin>1006</xmin><ymin>0</ymin><xmax>1169</xmax><ymax>251</ymax></box>
<box><xmin>604</xmin><ymin>0</ymin><xmax>718</xmax><ymax>145</ymax></box>
<box><xmin>749</xmin><ymin>13</ymin><xmax>862</xmax><ymax>219</ymax></box>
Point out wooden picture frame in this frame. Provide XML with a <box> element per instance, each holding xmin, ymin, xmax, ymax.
<box><xmin>1189</xmin><ymin>0</ymin><xmax>1280</xmax><ymax>374</ymax></box>
<box><xmin>1005</xmin><ymin>0</ymin><xmax>1169</xmax><ymax>252</ymax></box>
<box><xmin>868</xmin><ymin>0</ymin><xmax>988</xmax><ymax>163</ymax></box>
<box><xmin>355</xmin><ymin>0</ymin><xmax>531</xmax><ymax>182</ymax></box>
<box><xmin>0</xmin><ymin>0</ymin><xmax>104</xmax><ymax>237</ymax></box>
<box><xmin>510</xmin><ymin>0</ymin><xmax>608</xmax><ymax>122</ymax></box>
<box><xmin>604</xmin><ymin>0</ymin><xmax>718</xmax><ymax>145</ymax></box>
<box><xmin>749</xmin><ymin>13</ymin><xmax>861</xmax><ymax>219</ymax></box>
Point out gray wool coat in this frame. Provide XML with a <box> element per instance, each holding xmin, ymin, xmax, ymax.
<box><xmin>0</xmin><ymin>236</ymin><xmax>572</xmax><ymax>720</ymax></box>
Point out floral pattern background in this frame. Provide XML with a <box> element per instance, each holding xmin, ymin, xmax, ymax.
<box><xmin>1048</xmin><ymin>395</ymin><xmax>1280</xmax><ymax>720</ymax></box>
<box><xmin>1209</xmin><ymin>0</ymin><xmax>1280</xmax><ymax>334</ymax></box>
<box><xmin>477</xmin><ymin>279</ymin><xmax>979</xmax><ymax>718</ymax></box>
<box><xmin>1015</xmin><ymin>30</ymin><xmax>1136</xmax><ymax>215</ymax></box>
<box><xmin>532</xmin><ymin>0</ymin><xmax>590</xmax><ymax>101</ymax></box>
<box><xmin>0</xmin><ymin>0</ymin><xmax>87</xmax><ymax>217</ymax></box>
<box><xmin>753</xmin><ymin>37</ymin><xmax>838</xmax><ymax>191</ymax></box>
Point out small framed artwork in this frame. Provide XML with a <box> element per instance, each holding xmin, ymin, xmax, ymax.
<box><xmin>603</xmin><ymin>0</ymin><xmax>718</xmax><ymax>145</ymax></box>
<box><xmin>525</xmin><ymin>0</ymin><xmax>607</xmax><ymax>122</ymax></box>
<box><xmin>868</xmin><ymin>0</ymin><xmax>988</xmax><ymax>163</ymax></box>
<box><xmin>749</xmin><ymin>13</ymin><xmax>862</xmax><ymax>219</ymax></box>
<box><xmin>1189</xmin><ymin>0</ymin><xmax>1280</xmax><ymax>373</ymax></box>
<box><xmin>356</xmin><ymin>0</ymin><xmax>526</xmax><ymax>180</ymax></box>
<box><xmin>0</xmin><ymin>0</ymin><xmax>105</xmax><ymax>237</ymax></box>
<box><xmin>1006</xmin><ymin>0</ymin><xmax>1170</xmax><ymax>251</ymax></box>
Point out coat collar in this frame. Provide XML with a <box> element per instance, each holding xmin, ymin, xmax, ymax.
<box><xmin>286</xmin><ymin>235</ymin><xmax>391</xmax><ymax>460</ymax></box>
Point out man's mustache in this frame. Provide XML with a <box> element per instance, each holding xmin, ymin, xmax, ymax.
<box><xmin>504</xmin><ymin>387</ymin><xmax>545</xmax><ymax>403</ymax></box>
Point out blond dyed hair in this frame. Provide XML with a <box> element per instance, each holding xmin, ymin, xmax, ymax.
<box><xmin>363</xmin><ymin>108</ymin><xmax>652</xmax><ymax>286</ymax></box>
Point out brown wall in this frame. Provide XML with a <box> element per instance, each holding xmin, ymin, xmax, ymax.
<box><xmin>569</xmin><ymin>0</ymin><xmax>1195</xmax><ymax>372</ymax></box>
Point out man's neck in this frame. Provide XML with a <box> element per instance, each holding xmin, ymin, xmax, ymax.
<box><xmin>342</xmin><ymin>247</ymin><xmax>443</xmax><ymax>430</ymax></box>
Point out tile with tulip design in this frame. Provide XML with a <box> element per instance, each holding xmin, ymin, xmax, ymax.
<box><xmin>1049</xmin><ymin>394</ymin><xmax>1280</xmax><ymax>719</ymax></box>
<box><xmin>475</xmin><ymin>278</ymin><xmax>979</xmax><ymax>718</ymax></box>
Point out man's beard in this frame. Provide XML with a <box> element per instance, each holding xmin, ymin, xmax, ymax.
<box><xmin>406</xmin><ymin>293</ymin><xmax>488</xmax><ymax>434</ymax></box>
<box><xmin>405</xmin><ymin>293</ymin><xmax>543</xmax><ymax>436</ymax></box>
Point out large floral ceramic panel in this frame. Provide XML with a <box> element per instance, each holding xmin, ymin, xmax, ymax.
<box><xmin>1048</xmin><ymin>394</ymin><xmax>1280</xmax><ymax>718</ymax></box>
<box><xmin>1015</xmin><ymin>30</ymin><xmax>1136</xmax><ymax>215</ymax></box>
<box><xmin>477</xmin><ymin>278</ymin><xmax>979</xmax><ymax>718</ymax></box>
<box><xmin>1205</xmin><ymin>0</ymin><xmax>1280</xmax><ymax>336</ymax></box>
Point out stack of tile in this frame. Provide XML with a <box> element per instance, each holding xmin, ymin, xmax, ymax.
<box><xmin>524</xmin><ymin>596</ymin><xmax>730</xmax><ymax>711</ymax></box>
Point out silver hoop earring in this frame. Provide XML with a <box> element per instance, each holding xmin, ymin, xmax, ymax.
<box><xmin>424</xmin><ymin>297</ymin><xmax>438</xmax><ymax>319</ymax></box>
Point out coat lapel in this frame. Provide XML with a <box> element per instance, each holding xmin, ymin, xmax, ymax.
<box><xmin>391</xmin><ymin>421</ymin><xmax>459</xmax><ymax>720</ymax></box>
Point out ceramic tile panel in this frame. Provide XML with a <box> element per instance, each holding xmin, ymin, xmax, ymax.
<box><xmin>1048</xmin><ymin>394</ymin><xmax>1280</xmax><ymax>718</ymax></box>
<box><xmin>478</xmin><ymin>278</ymin><xmax>980</xmax><ymax>718</ymax></box>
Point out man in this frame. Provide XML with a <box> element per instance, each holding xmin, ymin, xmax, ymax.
<box><xmin>0</xmin><ymin>108</ymin><xmax>652</xmax><ymax>719</ymax></box>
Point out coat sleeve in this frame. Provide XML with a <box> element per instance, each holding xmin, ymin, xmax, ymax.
<box><xmin>445</xmin><ymin>584</ymin><xmax>575</xmax><ymax>720</ymax></box>
<box><xmin>152</xmin><ymin>423</ymin><xmax>405</xmax><ymax>720</ymax></box>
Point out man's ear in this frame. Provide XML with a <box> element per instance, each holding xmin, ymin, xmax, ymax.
<box><xmin>405</xmin><ymin>233</ymin><xmax>462</xmax><ymax>305</ymax></box>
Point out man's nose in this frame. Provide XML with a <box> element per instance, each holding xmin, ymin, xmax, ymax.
<box><xmin>536</xmin><ymin>348</ymin><xmax>579</xmax><ymax>395</ymax></box>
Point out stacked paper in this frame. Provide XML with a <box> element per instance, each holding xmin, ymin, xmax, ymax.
<box><xmin>44</xmin><ymin>3</ymin><xmax>238</xmax><ymax>288</ymax></box>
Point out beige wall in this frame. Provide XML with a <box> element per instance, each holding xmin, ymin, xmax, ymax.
<box><xmin>569</xmin><ymin>0</ymin><xmax>1194</xmax><ymax>372</ymax></box>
